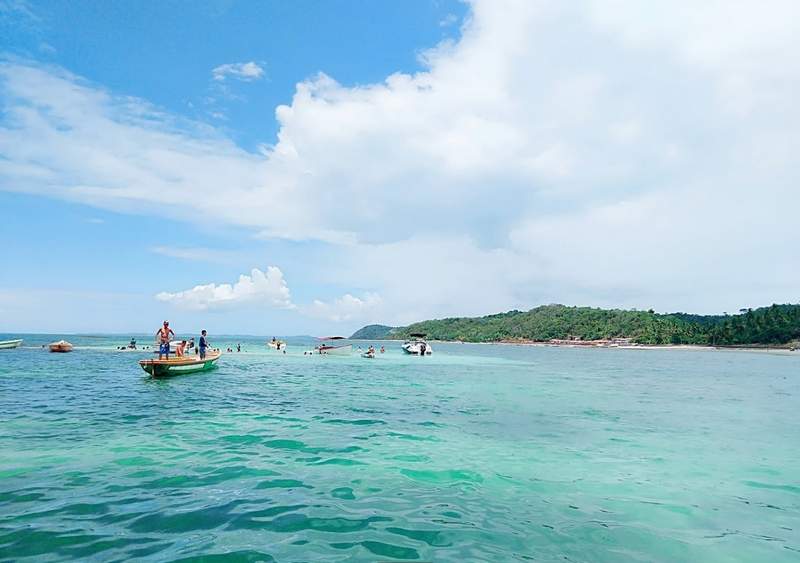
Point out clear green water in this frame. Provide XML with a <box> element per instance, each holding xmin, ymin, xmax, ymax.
<box><xmin>1</xmin><ymin>335</ymin><xmax>798</xmax><ymax>562</ymax></box>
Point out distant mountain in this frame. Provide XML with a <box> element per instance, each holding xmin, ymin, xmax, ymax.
<box><xmin>349</xmin><ymin>324</ymin><xmax>401</xmax><ymax>340</ymax></box>
<box><xmin>382</xmin><ymin>303</ymin><xmax>800</xmax><ymax>346</ymax></box>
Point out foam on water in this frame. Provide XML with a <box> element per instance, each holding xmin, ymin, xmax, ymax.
<box><xmin>0</xmin><ymin>335</ymin><xmax>798</xmax><ymax>561</ymax></box>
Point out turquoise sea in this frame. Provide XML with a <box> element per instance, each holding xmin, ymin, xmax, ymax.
<box><xmin>0</xmin><ymin>334</ymin><xmax>798</xmax><ymax>562</ymax></box>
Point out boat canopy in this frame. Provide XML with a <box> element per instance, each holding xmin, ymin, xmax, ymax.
<box><xmin>409</xmin><ymin>333</ymin><xmax>427</xmax><ymax>338</ymax></box>
<box><xmin>317</xmin><ymin>336</ymin><xmax>347</xmax><ymax>340</ymax></box>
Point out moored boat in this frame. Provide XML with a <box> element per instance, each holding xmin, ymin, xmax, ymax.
<box><xmin>49</xmin><ymin>340</ymin><xmax>74</xmax><ymax>353</ymax></box>
<box><xmin>0</xmin><ymin>339</ymin><xmax>23</xmax><ymax>350</ymax></box>
<box><xmin>267</xmin><ymin>338</ymin><xmax>285</xmax><ymax>351</ymax></box>
<box><xmin>139</xmin><ymin>351</ymin><xmax>221</xmax><ymax>377</ymax></box>
<box><xmin>318</xmin><ymin>343</ymin><xmax>353</xmax><ymax>355</ymax></box>
<box><xmin>316</xmin><ymin>336</ymin><xmax>352</xmax><ymax>355</ymax></box>
<box><xmin>402</xmin><ymin>333</ymin><xmax>432</xmax><ymax>355</ymax></box>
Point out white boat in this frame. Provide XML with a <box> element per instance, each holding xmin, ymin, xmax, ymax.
<box><xmin>402</xmin><ymin>333</ymin><xmax>432</xmax><ymax>355</ymax></box>
<box><xmin>316</xmin><ymin>336</ymin><xmax>352</xmax><ymax>356</ymax></box>
<box><xmin>318</xmin><ymin>343</ymin><xmax>352</xmax><ymax>355</ymax></box>
<box><xmin>49</xmin><ymin>340</ymin><xmax>73</xmax><ymax>353</ymax></box>
<box><xmin>267</xmin><ymin>338</ymin><xmax>285</xmax><ymax>351</ymax></box>
<box><xmin>0</xmin><ymin>339</ymin><xmax>23</xmax><ymax>350</ymax></box>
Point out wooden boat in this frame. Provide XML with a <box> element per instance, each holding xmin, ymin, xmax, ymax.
<box><xmin>139</xmin><ymin>351</ymin><xmax>221</xmax><ymax>377</ymax></box>
<box><xmin>48</xmin><ymin>340</ymin><xmax>73</xmax><ymax>353</ymax></box>
<box><xmin>0</xmin><ymin>339</ymin><xmax>23</xmax><ymax>350</ymax></box>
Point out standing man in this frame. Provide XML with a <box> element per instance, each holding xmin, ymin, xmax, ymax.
<box><xmin>199</xmin><ymin>329</ymin><xmax>209</xmax><ymax>360</ymax></box>
<box><xmin>156</xmin><ymin>321</ymin><xmax>175</xmax><ymax>360</ymax></box>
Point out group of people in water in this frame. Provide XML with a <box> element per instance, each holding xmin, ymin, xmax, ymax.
<box><xmin>139</xmin><ymin>322</ymin><xmax>394</xmax><ymax>359</ymax></box>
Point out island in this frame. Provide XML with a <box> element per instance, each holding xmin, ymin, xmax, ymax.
<box><xmin>352</xmin><ymin>304</ymin><xmax>800</xmax><ymax>348</ymax></box>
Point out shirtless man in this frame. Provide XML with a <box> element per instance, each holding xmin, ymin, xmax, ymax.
<box><xmin>156</xmin><ymin>320</ymin><xmax>175</xmax><ymax>360</ymax></box>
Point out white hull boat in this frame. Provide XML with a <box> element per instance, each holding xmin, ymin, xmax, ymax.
<box><xmin>402</xmin><ymin>335</ymin><xmax>432</xmax><ymax>355</ymax></box>
<box><xmin>318</xmin><ymin>344</ymin><xmax>352</xmax><ymax>355</ymax></box>
<box><xmin>0</xmin><ymin>339</ymin><xmax>23</xmax><ymax>350</ymax></box>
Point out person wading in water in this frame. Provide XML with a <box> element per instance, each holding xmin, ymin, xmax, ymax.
<box><xmin>156</xmin><ymin>320</ymin><xmax>175</xmax><ymax>360</ymax></box>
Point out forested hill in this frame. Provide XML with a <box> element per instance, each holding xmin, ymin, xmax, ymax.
<box><xmin>349</xmin><ymin>324</ymin><xmax>399</xmax><ymax>340</ymax></box>
<box><xmin>379</xmin><ymin>304</ymin><xmax>800</xmax><ymax>346</ymax></box>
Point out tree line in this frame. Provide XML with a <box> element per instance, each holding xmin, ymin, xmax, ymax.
<box><xmin>387</xmin><ymin>303</ymin><xmax>800</xmax><ymax>346</ymax></box>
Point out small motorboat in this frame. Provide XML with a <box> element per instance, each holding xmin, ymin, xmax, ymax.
<box><xmin>267</xmin><ymin>338</ymin><xmax>285</xmax><ymax>351</ymax></box>
<box><xmin>316</xmin><ymin>336</ymin><xmax>352</xmax><ymax>355</ymax></box>
<box><xmin>49</xmin><ymin>340</ymin><xmax>74</xmax><ymax>353</ymax></box>
<box><xmin>0</xmin><ymin>339</ymin><xmax>23</xmax><ymax>350</ymax></box>
<box><xmin>318</xmin><ymin>343</ymin><xmax>353</xmax><ymax>355</ymax></box>
<box><xmin>402</xmin><ymin>333</ymin><xmax>432</xmax><ymax>355</ymax></box>
<box><xmin>139</xmin><ymin>350</ymin><xmax>221</xmax><ymax>377</ymax></box>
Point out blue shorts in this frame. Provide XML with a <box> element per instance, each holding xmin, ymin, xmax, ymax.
<box><xmin>199</xmin><ymin>347</ymin><xmax>207</xmax><ymax>359</ymax></box>
<box><xmin>159</xmin><ymin>343</ymin><xmax>170</xmax><ymax>355</ymax></box>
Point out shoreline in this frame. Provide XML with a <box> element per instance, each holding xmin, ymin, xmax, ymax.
<box><xmin>355</xmin><ymin>338</ymin><xmax>798</xmax><ymax>354</ymax></box>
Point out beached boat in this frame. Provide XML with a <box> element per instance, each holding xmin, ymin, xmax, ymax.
<box><xmin>402</xmin><ymin>334</ymin><xmax>432</xmax><ymax>355</ymax></box>
<box><xmin>0</xmin><ymin>339</ymin><xmax>23</xmax><ymax>350</ymax></box>
<box><xmin>49</xmin><ymin>340</ymin><xmax>73</xmax><ymax>353</ymax></box>
<box><xmin>316</xmin><ymin>336</ymin><xmax>352</xmax><ymax>355</ymax></box>
<box><xmin>139</xmin><ymin>351</ymin><xmax>221</xmax><ymax>377</ymax></box>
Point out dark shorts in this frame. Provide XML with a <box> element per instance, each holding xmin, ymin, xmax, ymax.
<box><xmin>199</xmin><ymin>347</ymin><xmax>207</xmax><ymax>359</ymax></box>
<box><xmin>159</xmin><ymin>343</ymin><xmax>170</xmax><ymax>355</ymax></box>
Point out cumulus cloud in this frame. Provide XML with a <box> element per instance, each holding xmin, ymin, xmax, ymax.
<box><xmin>2</xmin><ymin>0</ymin><xmax>800</xmax><ymax>320</ymax></box>
<box><xmin>211</xmin><ymin>61</ymin><xmax>264</xmax><ymax>82</ymax></box>
<box><xmin>301</xmin><ymin>293</ymin><xmax>383</xmax><ymax>322</ymax></box>
<box><xmin>156</xmin><ymin>266</ymin><xmax>293</xmax><ymax>311</ymax></box>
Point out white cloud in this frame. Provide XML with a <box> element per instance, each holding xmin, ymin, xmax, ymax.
<box><xmin>211</xmin><ymin>61</ymin><xmax>264</xmax><ymax>82</ymax></box>
<box><xmin>439</xmin><ymin>13</ymin><xmax>459</xmax><ymax>27</ymax></box>
<box><xmin>156</xmin><ymin>266</ymin><xmax>293</xmax><ymax>311</ymax></box>
<box><xmin>302</xmin><ymin>293</ymin><xmax>382</xmax><ymax>322</ymax></box>
<box><xmin>2</xmin><ymin>0</ymin><xmax>800</xmax><ymax>321</ymax></box>
<box><xmin>150</xmin><ymin>246</ymin><xmax>235</xmax><ymax>264</ymax></box>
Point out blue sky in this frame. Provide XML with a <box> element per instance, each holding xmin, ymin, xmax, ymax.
<box><xmin>1</xmin><ymin>0</ymin><xmax>798</xmax><ymax>335</ymax></box>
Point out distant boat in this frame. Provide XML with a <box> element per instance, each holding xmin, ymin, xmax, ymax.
<box><xmin>402</xmin><ymin>333</ymin><xmax>432</xmax><ymax>355</ymax></box>
<box><xmin>139</xmin><ymin>351</ymin><xmax>221</xmax><ymax>377</ymax></box>
<box><xmin>49</xmin><ymin>340</ymin><xmax>73</xmax><ymax>353</ymax></box>
<box><xmin>267</xmin><ymin>338</ymin><xmax>285</xmax><ymax>350</ymax></box>
<box><xmin>0</xmin><ymin>339</ymin><xmax>23</xmax><ymax>350</ymax></box>
<box><xmin>316</xmin><ymin>336</ymin><xmax>352</xmax><ymax>356</ymax></box>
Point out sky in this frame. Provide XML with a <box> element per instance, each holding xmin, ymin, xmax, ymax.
<box><xmin>1</xmin><ymin>0</ymin><xmax>798</xmax><ymax>336</ymax></box>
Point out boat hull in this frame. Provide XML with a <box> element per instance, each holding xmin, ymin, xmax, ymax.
<box><xmin>139</xmin><ymin>352</ymin><xmax>221</xmax><ymax>377</ymax></box>
<box><xmin>49</xmin><ymin>340</ymin><xmax>73</xmax><ymax>353</ymax></box>
<box><xmin>0</xmin><ymin>339</ymin><xmax>23</xmax><ymax>350</ymax></box>
<box><xmin>402</xmin><ymin>342</ymin><xmax>432</xmax><ymax>355</ymax></box>
<box><xmin>318</xmin><ymin>344</ymin><xmax>352</xmax><ymax>355</ymax></box>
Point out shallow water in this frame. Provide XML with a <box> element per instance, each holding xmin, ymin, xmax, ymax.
<box><xmin>0</xmin><ymin>335</ymin><xmax>798</xmax><ymax>562</ymax></box>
